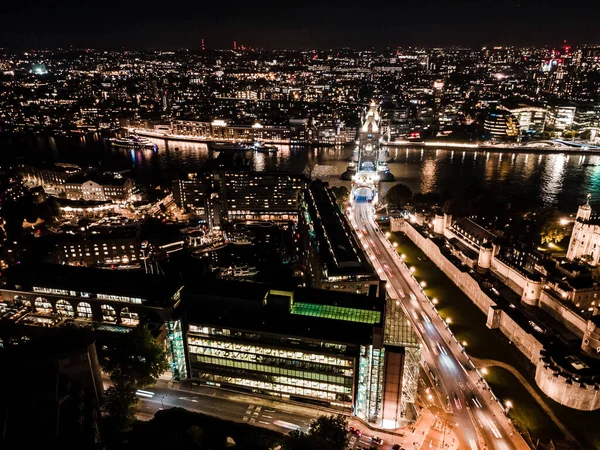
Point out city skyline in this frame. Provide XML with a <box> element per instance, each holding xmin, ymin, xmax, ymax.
<box><xmin>3</xmin><ymin>0</ymin><xmax>600</xmax><ymax>49</ymax></box>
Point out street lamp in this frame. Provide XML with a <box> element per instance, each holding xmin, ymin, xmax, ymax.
<box><xmin>420</xmin><ymin>281</ymin><xmax>427</xmax><ymax>288</ymax></box>
<box><xmin>161</xmin><ymin>394</ymin><xmax>168</xmax><ymax>409</ymax></box>
<box><xmin>409</xmin><ymin>266</ymin><xmax>416</xmax><ymax>273</ymax></box>
<box><xmin>481</xmin><ymin>367</ymin><xmax>488</xmax><ymax>375</ymax></box>
<box><xmin>400</xmin><ymin>254</ymin><xmax>406</xmax><ymax>260</ymax></box>
<box><xmin>462</xmin><ymin>341</ymin><xmax>468</xmax><ymax>347</ymax></box>
<box><xmin>393</xmin><ymin>242</ymin><xmax>398</xmax><ymax>248</ymax></box>
<box><xmin>432</xmin><ymin>298</ymin><xmax>439</xmax><ymax>305</ymax></box>
<box><xmin>445</xmin><ymin>317</ymin><xmax>452</xmax><ymax>324</ymax></box>
<box><xmin>385</xmin><ymin>231</ymin><xmax>391</xmax><ymax>238</ymax></box>
<box><xmin>505</xmin><ymin>400</ymin><xmax>512</xmax><ymax>409</ymax></box>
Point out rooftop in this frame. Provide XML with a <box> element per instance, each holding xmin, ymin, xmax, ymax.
<box><xmin>2</xmin><ymin>263</ymin><xmax>182</xmax><ymax>307</ymax></box>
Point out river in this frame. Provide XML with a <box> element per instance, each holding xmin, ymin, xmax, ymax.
<box><xmin>2</xmin><ymin>134</ymin><xmax>600</xmax><ymax>212</ymax></box>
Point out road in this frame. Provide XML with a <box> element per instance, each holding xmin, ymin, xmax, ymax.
<box><xmin>135</xmin><ymin>383</ymin><xmax>398</xmax><ymax>450</ymax></box>
<box><xmin>351</xmin><ymin>201</ymin><xmax>526</xmax><ymax>450</ymax></box>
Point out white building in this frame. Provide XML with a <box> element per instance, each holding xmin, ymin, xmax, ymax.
<box><xmin>548</xmin><ymin>106</ymin><xmax>576</xmax><ymax>131</ymax></box>
<box><xmin>567</xmin><ymin>197</ymin><xmax>600</xmax><ymax>266</ymax></box>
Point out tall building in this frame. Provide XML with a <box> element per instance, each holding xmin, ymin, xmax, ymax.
<box><xmin>220</xmin><ymin>170</ymin><xmax>306</xmax><ymax>222</ymax></box>
<box><xmin>299</xmin><ymin>181</ymin><xmax>382</xmax><ymax>296</ymax></box>
<box><xmin>182</xmin><ymin>279</ymin><xmax>409</xmax><ymax>426</ymax></box>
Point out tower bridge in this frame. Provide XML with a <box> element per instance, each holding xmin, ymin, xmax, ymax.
<box><xmin>348</xmin><ymin>101</ymin><xmax>394</xmax><ymax>204</ymax></box>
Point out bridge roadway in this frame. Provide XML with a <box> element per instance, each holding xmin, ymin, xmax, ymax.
<box><xmin>351</xmin><ymin>201</ymin><xmax>529</xmax><ymax>450</ymax></box>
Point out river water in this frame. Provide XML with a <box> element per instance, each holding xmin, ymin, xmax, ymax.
<box><xmin>3</xmin><ymin>134</ymin><xmax>600</xmax><ymax>213</ymax></box>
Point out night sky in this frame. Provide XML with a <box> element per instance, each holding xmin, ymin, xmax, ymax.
<box><xmin>2</xmin><ymin>0</ymin><xmax>600</xmax><ymax>49</ymax></box>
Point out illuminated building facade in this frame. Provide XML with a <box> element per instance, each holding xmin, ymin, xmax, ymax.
<box><xmin>548</xmin><ymin>105</ymin><xmax>576</xmax><ymax>131</ymax></box>
<box><xmin>20</xmin><ymin>163</ymin><xmax>81</xmax><ymax>191</ymax></box>
<box><xmin>0</xmin><ymin>263</ymin><xmax>182</xmax><ymax>329</ymax></box>
<box><xmin>50</xmin><ymin>237</ymin><xmax>142</xmax><ymax>268</ymax></box>
<box><xmin>483</xmin><ymin>111</ymin><xmax>521</xmax><ymax>141</ymax></box>
<box><xmin>182</xmin><ymin>280</ymin><xmax>407</xmax><ymax>425</ymax></box>
<box><xmin>567</xmin><ymin>198</ymin><xmax>600</xmax><ymax>266</ymax></box>
<box><xmin>171</xmin><ymin>120</ymin><xmax>290</xmax><ymax>143</ymax></box>
<box><xmin>172</xmin><ymin>172</ymin><xmax>213</xmax><ymax>223</ymax></box>
<box><xmin>65</xmin><ymin>174</ymin><xmax>135</xmax><ymax>203</ymax></box>
<box><xmin>506</xmin><ymin>105</ymin><xmax>547</xmax><ymax>133</ymax></box>
<box><xmin>299</xmin><ymin>180</ymin><xmax>382</xmax><ymax>296</ymax></box>
<box><xmin>221</xmin><ymin>170</ymin><xmax>306</xmax><ymax>222</ymax></box>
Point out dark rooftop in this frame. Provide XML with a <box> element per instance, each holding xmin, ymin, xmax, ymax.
<box><xmin>183</xmin><ymin>279</ymin><xmax>381</xmax><ymax>345</ymax></box>
<box><xmin>66</xmin><ymin>172</ymin><xmax>131</xmax><ymax>186</ymax></box>
<box><xmin>305</xmin><ymin>181</ymin><xmax>373</xmax><ymax>276</ymax></box>
<box><xmin>3</xmin><ymin>263</ymin><xmax>182</xmax><ymax>306</ymax></box>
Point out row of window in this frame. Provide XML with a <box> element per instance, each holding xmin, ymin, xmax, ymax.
<box><xmin>195</xmin><ymin>372</ymin><xmax>345</xmax><ymax>402</ymax></box>
<box><xmin>191</xmin><ymin>355</ymin><xmax>352</xmax><ymax>394</ymax></box>
<box><xmin>25</xmin><ymin>298</ymin><xmax>138</xmax><ymax>324</ymax></box>
<box><xmin>188</xmin><ymin>346</ymin><xmax>353</xmax><ymax>381</ymax></box>
<box><xmin>187</xmin><ymin>337</ymin><xmax>353</xmax><ymax>368</ymax></box>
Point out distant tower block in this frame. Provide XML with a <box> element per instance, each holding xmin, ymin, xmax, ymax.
<box><xmin>581</xmin><ymin>316</ymin><xmax>600</xmax><ymax>359</ymax></box>
<box><xmin>521</xmin><ymin>277</ymin><xmax>542</xmax><ymax>307</ymax></box>
<box><xmin>477</xmin><ymin>245</ymin><xmax>493</xmax><ymax>270</ymax></box>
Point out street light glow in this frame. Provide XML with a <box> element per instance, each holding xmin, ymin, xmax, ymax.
<box><xmin>385</xmin><ymin>231</ymin><xmax>391</xmax><ymax>238</ymax></box>
<box><xmin>432</xmin><ymin>297</ymin><xmax>438</xmax><ymax>304</ymax></box>
<box><xmin>482</xmin><ymin>368</ymin><xmax>488</xmax><ymax>375</ymax></box>
<box><xmin>445</xmin><ymin>317</ymin><xmax>452</xmax><ymax>324</ymax></box>
<box><xmin>505</xmin><ymin>400</ymin><xmax>513</xmax><ymax>409</ymax></box>
<box><xmin>420</xmin><ymin>281</ymin><xmax>426</xmax><ymax>288</ymax></box>
<box><xmin>393</xmin><ymin>242</ymin><xmax>398</xmax><ymax>248</ymax></box>
<box><xmin>409</xmin><ymin>266</ymin><xmax>416</xmax><ymax>273</ymax></box>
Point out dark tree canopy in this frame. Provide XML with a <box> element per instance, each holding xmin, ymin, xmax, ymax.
<box><xmin>385</xmin><ymin>184</ymin><xmax>412</xmax><ymax>207</ymax></box>
<box><xmin>281</xmin><ymin>415</ymin><xmax>349</xmax><ymax>450</ymax></box>
<box><xmin>102</xmin><ymin>324</ymin><xmax>169</xmax><ymax>388</ymax></box>
<box><xmin>331</xmin><ymin>186</ymin><xmax>350</xmax><ymax>205</ymax></box>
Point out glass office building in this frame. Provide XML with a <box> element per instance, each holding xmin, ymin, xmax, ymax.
<box><xmin>183</xmin><ymin>282</ymin><xmax>386</xmax><ymax>413</ymax></box>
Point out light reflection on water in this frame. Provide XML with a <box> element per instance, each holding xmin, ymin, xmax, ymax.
<box><xmin>3</xmin><ymin>134</ymin><xmax>600</xmax><ymax>212</ymax></box>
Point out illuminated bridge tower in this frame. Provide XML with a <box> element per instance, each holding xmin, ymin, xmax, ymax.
<box><xmin>352</xmin><ymin>102</ymin><xmax>394</xmax><ymax>204</ymax></box>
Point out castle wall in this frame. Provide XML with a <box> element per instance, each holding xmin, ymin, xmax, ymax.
<box><xmin>397</xmin><ymin>219</ymin><xmax>600</xmax><ymax>410</ymax></box>
<box><xmin>535</xmin><ymin>360</ymin><xmax>600</xmax><ymax>411</ymax></box>
<box><xmin>539</xmin><ymin>290</ymin><xmax>587</xmax><ymax>337</ymax></box>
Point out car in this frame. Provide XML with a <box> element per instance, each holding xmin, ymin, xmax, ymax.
<box><xmin>371</xmin><ymin>436</ymin><xmax>383</xmax><ymax>445</ymax></box>
<box><xmin>453</xmin><ymin>393</ymin><xmax>462</xmax><ymax>410</ymax></box>
<box><xmin>348</xmin><ymin>427</ymin><xmax>363</xmax><ymax>436</ymax></box>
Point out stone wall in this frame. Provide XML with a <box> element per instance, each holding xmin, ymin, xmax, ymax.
<box><xmin>539</xmin><ymin>291</ymin><xmax>587</xmax><ymax>338</ymax></box>
<box><xmin>491</xmin><ymin>257</ymin><xmax>527</xmax><ymax>295</ymax></box>
<box><xmin>396</xmin><ymin>219</ymin><xmax>600</xmax><ymax>410</ymax></box>
<box><xmin>399</xmin><ymin>222</ymin><xmax>542</xmax><ymax>362</ymax></box>
<box><xmin>535</xmin><ymin>359</ymin><xmax>600</xmax><ymax>410</ymax></box>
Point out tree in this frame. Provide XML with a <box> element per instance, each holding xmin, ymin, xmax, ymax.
<box><xmin>331</xmin><ymin>186</ymin><xmax>349</xmax><ymax>206</ymax></box>
<box><xmin>101</xmin><ymin>325</ymin><xmax>169</xmax><ymax>431</ymax></box>
<box><xmin>102</xmin><ymin>324</ymin><xmax>169</xmax><ymax>388</ymax></box>
<box><xmin>385</xmin><ymin>184</ymin><xmax>412</xmax><ymax>207</ymax></box>
<box><xmin>103</xmin><ymin>383</ymin><xmax>138</xmax><ymax>426</ymax></box>
<box><xmin>281</xmin><ymin>415</ymin><xmax>349</xmax><ymax>450</ymax></box>
<box><xmin>535</xmin><ymin>208</ymin><xmax>566</xmax><ymax>244</ymax></box>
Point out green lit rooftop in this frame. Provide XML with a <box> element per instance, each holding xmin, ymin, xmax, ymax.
<box><xmin>290</xmin><ymin>302</ymin><xmax>381</xmax><ymax>324</ymax></box>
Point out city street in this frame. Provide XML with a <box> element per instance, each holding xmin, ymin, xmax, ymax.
<box><xmin>134</xmin><ymin>378</ymin><xmax>460</xmax><ymax>450</ymax></box>
<box><xmin>350</xmin><ymin>201</ymin><xmax>529</xmax><ymax>450</ymax></box>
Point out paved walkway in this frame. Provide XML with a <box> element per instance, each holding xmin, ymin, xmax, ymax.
<box><xmin>471</xmin><ymin>357</ymin><xmax>577</xmax><ymax>444</ymax></box>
